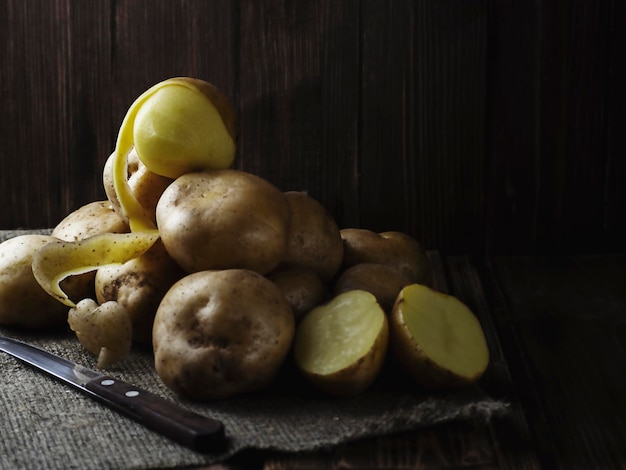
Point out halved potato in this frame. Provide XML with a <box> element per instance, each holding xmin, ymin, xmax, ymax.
<box><xmin>390</xmin><ymin>284</ymin><xmax>490</xmax><ymax>389</ymax></box>
<box><xmin>293</xmin><ymin>290</ymin><xmax>388</xmax><ymax>396</ymax></box>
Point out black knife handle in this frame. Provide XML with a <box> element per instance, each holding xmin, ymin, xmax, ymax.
<box><xmin>85</xmin><ymin>375</ymin><xmax>225</xmax><ymax>453</ymax></box>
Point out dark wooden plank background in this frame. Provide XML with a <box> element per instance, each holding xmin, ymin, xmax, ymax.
<box><xmin>1</xmin><ymin>0</ymin><xmax>624</xmax><ymax>256</ymax></box>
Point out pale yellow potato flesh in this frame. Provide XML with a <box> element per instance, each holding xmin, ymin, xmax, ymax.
<box><xmin>392</xmin><ymin>284</ymin><xmax>489</xmax><ymax>387</ymax></box>
<box><xmin>294</xmin><ymin>290</ymin><xmax>388</xmax><ymax>395</ymax></box>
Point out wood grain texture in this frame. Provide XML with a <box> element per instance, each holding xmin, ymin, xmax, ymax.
<box><xmin>236</xmin><ymin>0</ymin><xmax>361</xmax><ymax>227</ymax></box>
<box><xmin>487</xmin><ymin>0</ymin><xmax>626</xmax><ymax>255</ymax></box>
<box><xmin>1</xmin><ymin>0</ymin><xmax>624</xmax><ymax>255</ymax></box>
<box><xmin>489</xmin><ymin>255</ymin><xmax>626</xmax><ymax>469</ymax></box>
<box><xmin>0</xmin><ymin>0</ymin><xmax>112</xmax><ymax>227</ymax></box>
<box><xmin>360</xmin><ymin>0</ymin><xmax>488</xmax><ymax>253</ymax></box>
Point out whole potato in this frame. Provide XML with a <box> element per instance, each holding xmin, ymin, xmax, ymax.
<box><xmin>267</xmin><ymin>266</ymin><xmax>329</xmax><ymax>322</ymax></box>
<box><xmin>156</xmin><ymin>169</ymin><xmax>290</xmax><ymax>274</ymax></box>
<box><xmin>334</xmin><ymin>263</ymin><xmax>413</xmax><ymax>313</ymax></box>
<box><xmin>95</xmin><ymin>240</ymin><xmax>185</xmax><ymax>345</ymax></box>
<box><xmin>153</xmin><ymin>269</ymin><xmax>295</xmax><ymax>400</ymax></box>
<box><xmin>51</xmin><ymin>200</ymin><xmax>129</xmax><ymax>241</ymax></box>
<box><xmin>281</xmin><ymin>191</ymin><xmax>343</xmax><ymax>282</ymax></box>
<box><xmin>0</xmin><ymin>235</ymin><xmax>68</xmax><ymax>329</ymax></box>
<box><xmin>340</xmin><ymin>229</ymin><xmax>432</xmax><ymax>285</ymax></box>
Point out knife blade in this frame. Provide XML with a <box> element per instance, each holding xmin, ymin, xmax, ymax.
<box><xmin>0</xmin><ymin>336</ymin><xmax>226</xmax><ymax>453</ymax></box>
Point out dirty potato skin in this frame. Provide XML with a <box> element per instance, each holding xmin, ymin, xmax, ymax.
<box><xmin>103</xmin><ymin>151</ymin><xmax>173</xmax><ymax>226</ymax></box>
<box><xmin>282</xmin><ymin>191</ymin><xmax>344</xmax><ymax>282</ymax></box>
<box><xmin>156</xmin><ymin>169</ymin><xmax>290</xmax><ymax>274</ymax></box>
<box><xmin>334</xmin><ymin>263</ymin><xmax>413</xmax><ymax>313</ymax></box>
<box><xmin>340</xmin><ymin>229</ymin><xmax>432</xmax><ymax>286</ymax></box>
<box><xmin>153</xmin><ymin>269</ymin><xmax>295</xmax><ymax>400</ymax></box>
<box><xmin>51</xmin><ymin>200</ymin><xmax>129</xmax><ymax>242</ymax></box>
<box><xmin>95</xmin><ymin>240</ymin><xmax>185</xmax><ymax>345</ymax></box>
<box><xmin>267</xmin><ymin>266</ymin><xmax>329</xmax><ymax>322</ymax></box>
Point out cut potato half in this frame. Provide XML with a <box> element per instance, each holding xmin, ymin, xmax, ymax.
<box><xmin>293</xmin><ymin>290</ymin><xmax>388</xmax><ymax>396</ymax></box>
<box><xmin>391</xmin><ymin>284</ymin><xmax>489</xmax><ymax>389</ymax></box>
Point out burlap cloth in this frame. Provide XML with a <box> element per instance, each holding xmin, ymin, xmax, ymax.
<box><xmin>0</xmin><ymin>230</ymin><xmax>509</xmax><ymax>470</ymax></box>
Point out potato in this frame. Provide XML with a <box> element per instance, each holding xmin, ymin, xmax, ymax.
<box><xmin>293</xmin><ymin>290</ymin><xmax>388</xmax><ymax>396</ymax></box>
<box><xmin>153</xmin><ymin>269</ymin><xmax>295</xmax><ymax>400</ymax></box>
<box><xmin>267</xmin><ymin>266</ymin><xmax>329</xmax><ymax>322</ymax></box>
<box><xmin>111</xmin><ymin>78</ymin><xmax>237</xmax><ymax>231</ymax></box>
<box><xmin>0</xmin><ymin>235</ymin><xmax>69</xmax><ymax>329</ymax></box>
<box><xmin>52</xmin><ymin>200</ymin><xmax>129</xmax><ymax>241</ymax></box>
<box><xmin>95</xmin><ymin>239</ymin><xmax>185</xmax><ymax>345</ymax></box>
<box><xmin>340</xmin><ymin>229</ymin><xmax>432</xmax><ymax>285</ymax></box>
<box><xmin>390</xmin><ymin>283</ymin><xmax>490</xmax><ymax>389</ymax></box>
<box><xmin>334</xmin><ymin>263</ymin><xmax>412</xmax><ymax>313</ymax></box>
<box><xmin>103</xmin><ymin>150</ymin><xmax>173</xmax><ymax>226</ymax></box>
<box><xmin>281</xmin><ymin>191</ymin><xmax>343</xmax><ymax>282</ymax></box>
<box><xmin>156</xmin><ymin>169</ymin><xmax>290</xmax><ymax>274</ymax></box>
<box><xmin>68</xmin><ymin>298</ymin><xmax>132</xmax><ymax>369</ymax></box>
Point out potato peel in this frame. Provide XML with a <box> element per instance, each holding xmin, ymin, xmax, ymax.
<box><xmin>32</xmin><ymin>232</ymin><xmax>160</xmax><ymax>307</ymax></box>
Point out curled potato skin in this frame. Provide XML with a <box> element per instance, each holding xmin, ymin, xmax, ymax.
<box><xmin>51</xmin><ymin>200</ymin><xmax>130</xmax><ymax>302</ymax></box>
<box><xmin>153</xmin><ymin>269</ymin><xmax>295</xmax><ymax>401</ymax></box>
<box><xmin>103</xmin><ymin>151</ymin><xmax>173</xmax><ymax>226</ymax></box>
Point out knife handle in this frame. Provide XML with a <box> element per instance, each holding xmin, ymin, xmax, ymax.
<box><xmin>84</xmin><ymin>375</ymin><xmax>226</xmax><ymax>453</ymax></box>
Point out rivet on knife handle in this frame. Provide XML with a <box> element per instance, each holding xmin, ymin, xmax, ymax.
<box><xmin>85</xmin><ymin>376</ymin><xmax>226</xmax><ymax>453</ymax></box>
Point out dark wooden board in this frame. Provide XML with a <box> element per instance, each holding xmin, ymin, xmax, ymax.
<box><xmin>486</xmin><ymin>0</ymin><xmax>626</xmax><ymax>255</ymax></box>
<box><xmin>488</xmin><ymin>255</ymin><xmax>626</xmax><ymax>469</ymax></box>
<box><xmin>2</xmin><ymin>1</ymin><xmax>624</xmax><ymax>255</ymax></box>
<box><xmin>0</xmin><ymin>0</ymin><xmax>113</xmax><ymax>226</ymax></box>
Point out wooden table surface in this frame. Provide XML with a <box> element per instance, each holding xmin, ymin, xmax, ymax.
<box><xmin>208</xmin><ymin>253</ymin><xmax>626</xmax><ymax>469</ymax></box>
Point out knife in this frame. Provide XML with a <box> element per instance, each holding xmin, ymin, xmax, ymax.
<box><xmin>0</xmin><ymin>336</ymin><xmax>226</xmax><ymax>453</ymax></box>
